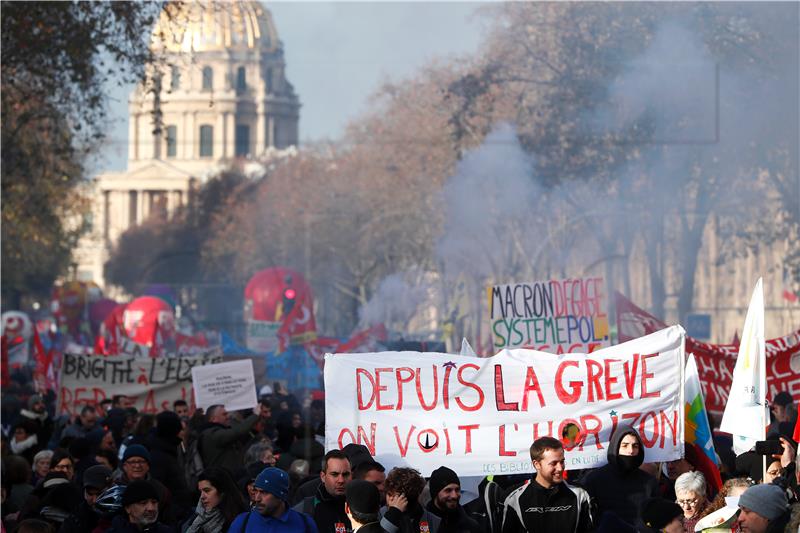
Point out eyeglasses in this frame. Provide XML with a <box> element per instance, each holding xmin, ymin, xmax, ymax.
<box><xmin>125</xmin><ymin>460</ymin><xmax>148</xmax><ymax>467</ymax></box>
<box><xmin>676</xmin><ymin>498</ymin><xmax>699</xmax><ymax>507</ymax></box>
<box><xmin>53</xmin><ymin>462</ymin><xmax>74</xmax><ymax>472</ymax></box>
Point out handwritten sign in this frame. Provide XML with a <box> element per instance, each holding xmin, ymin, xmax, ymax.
<box><xmin>325</xmin><ymin>326</ymin><xmax>684</xmax><ymax>477</ymax></box>
<box><xmin>489</xmin><ymin>277</ymin><xmax>610</xmax><ymax>352</ymax></box>
<box><xmin>57</xmin><ymin>353</ymin><xmax>223</xmax><ymax>415</ymax></box>
<box><xmin>191</xmin><ymin>359</ymin><xmax>258</xmax><ymax>412</ymax></box>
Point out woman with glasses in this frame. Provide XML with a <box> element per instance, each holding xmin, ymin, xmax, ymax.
<box><xmin>674</xmin><ymin>471</ymin><xmax>708</xmax><ymax>533</ymax></box>
<box><xmin>49</xmin><ymin>449</ymin><xmax>75</xmax><ymax>481</ymax></box>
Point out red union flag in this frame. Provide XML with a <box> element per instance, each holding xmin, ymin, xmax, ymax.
<box><xmin>615</xmin><ymin>291</ymin><xmax>800</xmax><ymax>416</ymax></box>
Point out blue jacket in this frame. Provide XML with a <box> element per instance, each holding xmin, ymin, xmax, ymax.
<box><xmin>227</xmin><ymin>508</ymin><xmax>319</xmax><ymax>533</ymax></box>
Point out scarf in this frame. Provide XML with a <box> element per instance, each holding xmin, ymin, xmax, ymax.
<box><xmin>10</xmin><ymin>434</ymin><xmax>38</xmax><ymax>454</ymax></box>
<box><xmin>185</xmin><ymin>500</ymin><xmax>226</xmax><ymax>533</ymax></box>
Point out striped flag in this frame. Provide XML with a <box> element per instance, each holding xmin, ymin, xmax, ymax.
<box><xmin>685</xmin><ymin>354</ymin><xmax>722</xmax><ymax>491</ymax></box>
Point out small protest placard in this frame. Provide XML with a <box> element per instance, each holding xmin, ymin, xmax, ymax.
<box><xmin>192</xmin><ymin>359</ymin><xmax>257</xmax><ymax>412</ymax></box>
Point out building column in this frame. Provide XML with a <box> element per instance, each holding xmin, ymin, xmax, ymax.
<box><xmin>255</xmin><ymin>101</ymin><xmax>265</xmax><ymax>153</ymax></box>
<box><xmin>267</xmin><ymin>115</ymin><xmax>275</xmax><ymax>148</ymax></box>
<box><xmin>216</xmin><ymin>112</ymin><xmax>226</xmax><ymax>159</ymax></box>
<box><xmin>226</xmin><ymin>112</ymin><xmax>235</xmax><ymax>158</ymax></box>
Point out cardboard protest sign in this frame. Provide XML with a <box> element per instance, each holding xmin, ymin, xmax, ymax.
<box><xmin>489</xmin><ymin>277</ymin><xmax>610</xmax><ymax>352</ymax></box>
<box><xmin>325</xmin><ymin>326</ymin><xmax>684</xmax><ymax>477</ymax></box>
<box><xmin>191</xmin><ymin>359</ymin><xmax>258</xmax><ymax>412</ymax></box>
<box><xmin>58</xmin><ymin>352</ymin><xmax>223</xmax><ymax>415</ymax></box>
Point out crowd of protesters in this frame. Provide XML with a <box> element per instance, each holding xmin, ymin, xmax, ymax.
<box><xmin>1</xmin><ymin>367</ymin><xmax>799</xmax><ymax>533</ymax></box>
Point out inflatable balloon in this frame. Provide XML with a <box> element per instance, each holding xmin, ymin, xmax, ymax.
<box><xmin>1</xmin><ymin>311</ymin><xmax>33</xmax><ymax>367</ymax></box>
<box><xmin>123</xmin><ymin>296</ymin><xmax>175</xmax><ymax>347</ymax></box>
<box><xmin>244</xmin><ymin>267</ymin><xmax>317</xmax><ymax>353</ymax></box>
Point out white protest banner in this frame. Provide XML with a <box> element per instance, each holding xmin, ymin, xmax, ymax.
<box><xmin>325</xmin><ymin>326</ymin><xmax>684</xmax><ymax>477</ymax></box>
<box><xmin>192</xmin><ymin>359</ymin><xmax>258</xmax><ymax>412</ymax></box>
<box><xmin>489</xmin><ymin>277</ymin><xmax>611</xmax><ymax>353</ymax></box>
<box><xmin>58</xmin><ymin>352</ymin><xmax>224</xmax><ymax>416</ymax></box>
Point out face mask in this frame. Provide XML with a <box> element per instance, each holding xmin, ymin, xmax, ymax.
<box><xmin>617</xmin><ymin>454</ymin><xmax>640</xmax><ymax>473</ymax></box>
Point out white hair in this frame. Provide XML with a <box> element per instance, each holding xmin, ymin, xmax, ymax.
<box><xmin>675</xmin><ymin>470</ymin><xmax>706</xmax><ymax>497</ymax></box>
<box><xmin>32</xmin><ymin>449</ymin><xmax>54</xmax><ymax>470</ymax></box>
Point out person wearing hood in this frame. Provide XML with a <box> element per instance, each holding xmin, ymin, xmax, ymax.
<box><xmin>580</xmin><ymin>424</ymin><xmax>658</xmax><ymax>528</ymax></box>
<box><xmin>17</xmin><ymin>394</ymin><xmax>54</xmax><ymax>450</ymax></box>
<box><xmin>425</xmin><ymin>466</ymin><xmax>481</xmax><ymax>533</ymax></box>
<box><xmin>293</xmin><ymin>449</ymin><xmax>352</xmax><ymax>533</ymax></box>
<box><xmin>147</xmin><ymin>410</ymin><xmax>192</xmax><ymax>516</ymax></box>
<box><xmin>501</xmin><ymin>437</ymin><xmax>592</xmax><ymax>533</ymax></box>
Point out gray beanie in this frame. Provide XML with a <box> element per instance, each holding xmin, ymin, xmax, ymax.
<box><xmin>738</xmin><ymin>484</ymin><xmax>788</xmax><ymax>521</ymax></box>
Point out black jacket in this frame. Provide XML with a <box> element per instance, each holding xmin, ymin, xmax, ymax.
<box><xmin>501</xmin><ymin>478</ymin><xmax>592</xmax><ymax>533</ymax></box>
<box><xmin>58</xmin><ymin>501</ymin><xmax>99</xmax><ymax>533</ymax></box>
<box><xmin>379</xmin><ymin>502</ymin><xmax>441</xmax><ymax>533</ymax></box>
<box><xmin>146</xmin><ymin>432</ymin><xmax>191</xmax><ymax>516</ymax></box>
<box><xmin>293</xmin><ymin>482</ymin><xmax>352</xmax><ymax>533</ymax></box>
<box><xmin>579</xmin><ymin>424</ymin><xmax>658</xmax><ymax>528</ymax></box>
<box><xmin>425</xmin><ymin>501</ymin><xmax>481</xmax><ymax>533</ymax></box>
<box><xmin>105</xmin><ymin>513</ymin><xmax>176</xmax><ymax>533</ymax></box>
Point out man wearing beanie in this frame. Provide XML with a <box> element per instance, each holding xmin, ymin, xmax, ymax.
<box><xmin>503</xmin><ymin>437</ymin><xmax>592</xmax><ymax>533</ymax></box>
<box><xmin>60</xmin><ymin>464</ymin><xmax>113</xmax><ymax>533</ymax></box>
<box><xmin>425</xmin><ymin>466</ymin><xmax>480</xmax><ymax>533</ymax></box>
<box><xmin>346</xmin><ymin>480</ymin><xmax>385</xmax><ymax>532</ymax></box>
<box><xmin>228</xmin><ymin>467</ymin><xmax>319</xmax><ymax>532</ymax></box>
<box><xmin>114</xmin><ymin>443</ymin><xmax>175</xmax><ymax>526</ymax></box>
<box><xmin>106</xmin><ymin>480</ymin><xmax>173</xmax><ymax>533</ymax></box>
<box><xmin>736</xmin><ymin>484</ymin><xmax>791</xmax><ymax>533</ymax></box>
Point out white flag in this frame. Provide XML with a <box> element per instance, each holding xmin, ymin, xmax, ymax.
<box><xmin>459</xmin><ymin>338</ymin><xmax>477</xmax><ymax>357</ymax></box>
<box><xmin>719</xmin><ymin>278</ymin><xmax>767</xmax><ymax>455</ymax></box>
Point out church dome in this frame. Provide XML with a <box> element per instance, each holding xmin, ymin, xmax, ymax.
<box><xmin>152</xmin><ymin>1</ymin><xmax>280</xmax><ymax>53</ymax></box>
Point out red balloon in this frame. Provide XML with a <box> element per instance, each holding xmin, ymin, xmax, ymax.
<box><xmin>244</xmin><ymin>268</ymin><xmax>317</xmax><ymax>350</ymax></box>
<box><xmin>123</xmin><ymin>296</ymin><xmax>175</xmax><ymax>346</ymax></box>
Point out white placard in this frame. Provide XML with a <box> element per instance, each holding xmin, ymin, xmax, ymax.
<box><xmin>325</xmin><ymin>326</ymin><xmax>684</xmax><ymax>477</ymax></box>
<box><xmin>192</xmin><ymin>359</ymin><xmax>258</xmax><ymax>412</ymax></box>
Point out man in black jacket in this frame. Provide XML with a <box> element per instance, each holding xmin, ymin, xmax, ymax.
<box><xmin>580</xmin><ymin>424</ymin><xmax>658</xmax><ymax>529</ymax></box>
<box><xmin>426</xmin><ymin>466</ymin><xmax>481</xmax><ymax>533</ymax></box>
<box><xmin>58</xmin><ymin>464</ymin><xmax>113</xmax><ymax>533</ymax></box>
<box><xmin>502</xmin><ymin>436</ymin><xmax>592</xmax><ymax>533</ymax></box>
<box><xmin>346</xmin><ymin>480</ymin><xmax>386</xmax><ymax>532</ymax></box>
<box><xmin>294</xmin><ymin>449</ymin><xmax>353</xmax><ymax>532</ymax></box>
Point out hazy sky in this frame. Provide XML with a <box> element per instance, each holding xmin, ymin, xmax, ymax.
<box><xmin>92</xmin><ymin>2</ymin><xmax>489</xmax><ymax>174</ymax></box>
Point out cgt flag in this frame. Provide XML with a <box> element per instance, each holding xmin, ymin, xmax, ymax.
<box><xmin>719</xmin><ymin>279</ymin><xmax>768</xmax><ymax>455</ymax></box>
<box><xmin>685</xmin><ymin>354</ymin><xmax>722</xmax><ymax>491</ymax></box>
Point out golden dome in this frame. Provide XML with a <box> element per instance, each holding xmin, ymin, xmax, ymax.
<box><xmin>152</xmin><ymin>1</ymin><xmax>279</xmax><ymax>53</ymax></box>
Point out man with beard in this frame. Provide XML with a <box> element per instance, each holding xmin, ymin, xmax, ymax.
<box><xmin>106</xmin><ymin>480</ymin><xmax>173</xmax><ymax>532</ymax></box>
<box><xmin>580</xmin><ymin>424</ymin><xmax>659</xmax><ymax>529</ymax></box>
<box><xmin>501</xmin><ymin>437</ymin><xmax>592</xmax><ymax>533</ymax></box>
<box><xmin>425</xmin><ymin>467</ymin><xmax>481</xmax><ymax>533</ymax></box>
<box><xmin>294</xmin><ymin>450</ymin><xmax>352</xmax><ymax>533</ymax></box>
<box><xmin>228</xmin><ymin>467</ymin><xmax>318</xmax><ymax>532</ymax></box>
<box><xmin>16</xmin><ymin>394</ymin><xmax>54</xmax><ymax>451</ymax></box>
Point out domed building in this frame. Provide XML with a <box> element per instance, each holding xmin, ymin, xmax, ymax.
<box><xmin>74</xmin><ymin>1</ymin><xmax>300</xmax><ymax>290</ymax></box>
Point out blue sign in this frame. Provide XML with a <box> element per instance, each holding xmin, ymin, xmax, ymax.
<box><xmin>686</xmin><ymin>313</ymin><xmax>711</xmax><ymax>340</ymax></box>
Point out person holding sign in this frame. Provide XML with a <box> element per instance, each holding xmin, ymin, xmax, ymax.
<box><xmin>199</xmin><ymin>403</ymin><xmax>268</xmax><ymax>474</ymax></box>
<box><xmin>501</xmin><ymin>437</ymin><xmax>592</xmax><ymax>533</ymax></box>
<box><xmin>580</xmin><ymin>424</ymin><xmax>659</xmax><ymax>529</ymax></box>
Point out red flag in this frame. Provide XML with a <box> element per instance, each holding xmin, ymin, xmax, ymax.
<box><xmin>32</xmin><ymin>328</ymin><xmax>54</xmax><ymax>393</ymax></box>
<box><xmin>794</xmin><ymin>415</ymin><xmax>800</xmax><ymax>444</ymax></box>
<box><xmin>1</xmin><ymin>335</ymin><xmax>10</xmax><ymax>387</ymax></box>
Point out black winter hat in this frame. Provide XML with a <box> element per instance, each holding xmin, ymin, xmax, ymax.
<box><xmin>122</xmin><ymin>480</ymin><xmax>159</xmax><ymax>506</ymax></box>
<box><xmin>346</xmin><ymin>480</ymin><xmax>380</xmax><ymax>515</ymax></box>
<box><xmin>428</xmin><ymin>466</ymin><xmax>460</xmax><ymax>499</ymax></box>
<box><xmin>155</xmin><ymin>410</ymin><xmax>182</xmax><ymax>440</ymax></box>
<box><xmin>641</xmin><ymin>498</ymin><xmax>682</xmax><ymax>530</ymax></box>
